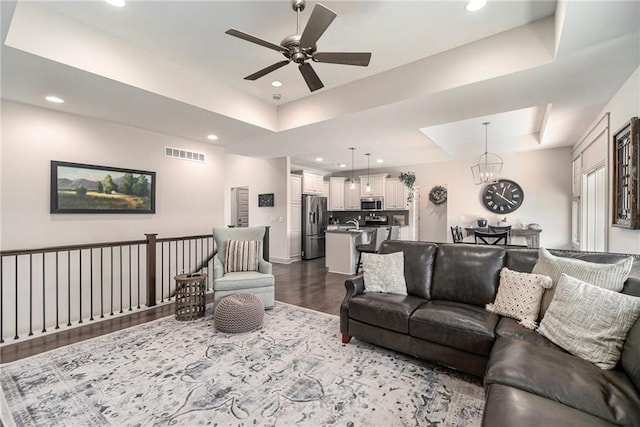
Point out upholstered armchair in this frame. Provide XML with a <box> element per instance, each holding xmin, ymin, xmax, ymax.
<box><xmin>212</xmin><ymin>226</ymin><xmax>275</xmax><ymax>309</ymax></box>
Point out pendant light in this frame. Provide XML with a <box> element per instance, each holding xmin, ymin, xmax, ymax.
<box><xmin>471</xmin><ymin>122</ymin><xmax>503</xmax><ymax>185</ymax></box>
<box><xmin>349</xmin><ymin>147</ymin><xmax>356</xmax><ymax>189</ymax></box>
<box><xmin>365</xmin><ymin>153</ymin><xmax>371</xmax><ymax>192</ymax></box>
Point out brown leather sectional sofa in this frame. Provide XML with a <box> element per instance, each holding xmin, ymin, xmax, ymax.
<box><xmin>340</xmin><ymin>241</ymin><xmax>640</xmax><ymax>426</ymax></box>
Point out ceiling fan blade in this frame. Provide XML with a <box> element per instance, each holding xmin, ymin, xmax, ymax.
<box><xmin>313</xmin><ymin>52</ymin><xmax>371</xmax><ymax>66</ymax></box>
<box><xmin>299</xmin><ymin>3</ymin><xmax>337</xmax><ymax>48</ymax></box>
<box><xmin>299</xmin><ymin>63</ymin><xmax>324</xmax><ymax>92</ymax></box>
<box><xmin>225</xmin><ymin>29</ymin><xmax>286</xmax><ymax>53</ymax></box>
<box><xmin>244</xmin><ymin>61</ymin><xmax>290</xmax><ymax>81</ymax></box>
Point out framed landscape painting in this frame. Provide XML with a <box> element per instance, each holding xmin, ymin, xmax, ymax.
<box><xmin>50</xmin><ymin>161</ymin><xmax>156</xmax><ymax>214</ymax></box>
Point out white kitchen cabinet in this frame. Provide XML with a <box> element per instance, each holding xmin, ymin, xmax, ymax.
<box><xmin>344</xmin><ymin>181</ymin><xmax>361</xmax><ymax>210</ymax></box>
<box><xmin>386</xmin><ymin>178</ymin><xmax>409</xmax><ymax>209</ymax></box>
<box><xmin>290</xmin><ymin>175</ymin><xmax>302</xmax><ymax>204</ymax></box>
<box><xmin>302</xmin><ymin>171</ymin><xmax>324</xmax><ymax>195</ymax></box>
<box><xmin>289</xmin><ymin>175</ymin><xmax>302</xmax><ymax>260</ymax></box>
<box><xmin>359</xmin><ymin>173</ymin><xmax>387</xmax><ymax>197</ymax></box>
<box><xmin>328</xmin><ymin>177</ymin><xmax>346</xmax><ymax>210</ymax></box>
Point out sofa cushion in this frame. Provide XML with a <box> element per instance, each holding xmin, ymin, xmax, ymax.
<box><xmin>431</xmin><ymin>244</ymin><xmax>505</xmax><ymax>306</ymax></box>
<box><xmin>349</xmin><ymin>293</ymin><xmax>426</xmax><ymax>334</ymax></box>
<box><xmin>485</xmin><ymin>337</ymin><xmax>640</xmax><ymax>426</ymax></box>
<box><xmin>378</xmin><ymin>241</ymin><xmax>437</xmax><ymax>300</ymax></box>
<box><xmin>494</xmin><ymin>317</ymin><xmax>564</xmax><ymax>352</ymax></box>
<box><xmin>486</xmin><ymin>267</ymin><xmax>552</xmax><ymax>329</ymax></box>
<box><xmin>410</xmin><ymin>300</ymin><xmax>499</xmax><ymax>356</ymax></box>
<box><xmin>483</xmin><ymin>384</ymin><xmax>616</xmax><ymax>427</ymax></box>
<box><xmin>362</xmin><ymin>251</ymin><xmax>407</xmax><ymax>295</ymax></box>
<box><xmin>538</xmin><ymin>274</ymin><xmax>640</xmax><ymax>369</ymax></box>
<box><xmin>532</xmin><ymin>247</ymin><xmax>633</xmax><ymax>317</ymax></box>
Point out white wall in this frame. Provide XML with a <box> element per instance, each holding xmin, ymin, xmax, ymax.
<box><xmin>574</xmin><ymin>66</ymin><xmax>640</xmax><ymax>254</ymax></box>
<box><xmin>1</xmin><ymin>100</ymin><xmax>225</xmax><ymax>249</ymax></box>
<box><xmin>224</xmin><ymin>154</ymin><xmax>289</xmax><ymax>262</ymax></box>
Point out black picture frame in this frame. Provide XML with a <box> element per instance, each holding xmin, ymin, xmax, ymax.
<box><xmin>258</xmin><ymin>193</ymin><xmax>274</xmax><ymax>207</ymax></box>
<box><xmin>50</xmin><ymin>161</ymin><xmax>156</xmax><ymax>214</ymax></box>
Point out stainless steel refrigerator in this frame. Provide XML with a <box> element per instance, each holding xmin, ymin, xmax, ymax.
<box><xmin>302</xmin><ymin>194</ymin><xmax>327</xmax><ymax>259</ymax></box>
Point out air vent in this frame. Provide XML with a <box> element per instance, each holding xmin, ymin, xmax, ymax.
<box><xmin>164</xmin><ymin>146</ymin><xmax>205</xmax><ymax>162</ymax></box>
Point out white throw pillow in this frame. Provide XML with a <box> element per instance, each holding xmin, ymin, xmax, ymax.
<box><xmin>532</xmin><ymin>247</ymin><xmax>633</xmax><ymax>317</ymax></box>
<box><xmin>224</xmin><ymin>240</ymin><xmax>262</xmax><ymax>272</ymax></box>
<box><xmin>362</xmin><ymin>251</ymin><xmax>407</xmax><ymax>296</ymax></box>
<box><xmin>486</xmin><ymin>268</ymin><xmax>552</xmax><ymax>329</ymax></box>
<box><xmin>538</xmin><ymin>274</ymin><xmax>640</xmax><ymax>370</ymax></box>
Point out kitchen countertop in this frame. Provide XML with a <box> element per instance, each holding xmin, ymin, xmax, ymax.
<box><xmin>326</xmin><ymin>227</ymin><xmax>376</xmax><ymax>234</ymax></box>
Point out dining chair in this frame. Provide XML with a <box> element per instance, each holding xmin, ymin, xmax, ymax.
<box><xmin>450</xmin><ymin>226</ymin><xmax>464</xmax><ymax>243</ymax></box>
<box><xmin>474</xmin><ymin>230</ymin><xmax>508</xmax><ymax>245</ymax></box>
<box><xmin>488</xmin><ymin>225</ymin><xmax>512</xmax><ymax>236</ymax></box>
<box><xmin>387</xmin><ymin>225</ymin><xmax>400</xmax><ymax>241</ymax></box>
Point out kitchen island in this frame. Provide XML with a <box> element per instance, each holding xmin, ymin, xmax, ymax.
<box><xmin>325</xmin><ymin>228</ymin><xmax>372</xmax><ymax>275</ymax></box>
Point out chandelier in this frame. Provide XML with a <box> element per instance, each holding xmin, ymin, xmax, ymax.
<box><xmin>471</xmin><ymin>122</ymin><xmax>503</xmax><ymax>185</ymax></box>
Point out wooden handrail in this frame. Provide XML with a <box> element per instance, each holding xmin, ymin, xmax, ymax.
<box><xmin>0</xmin><ymin>239</ymin><xmax>148</xmax><ymax>257</ymax></box>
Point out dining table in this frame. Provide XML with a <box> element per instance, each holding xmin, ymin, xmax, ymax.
<box><xmin>461</xmin><ymin>234</ymin><xmax>529</xmax><ymax>247</ymax></box>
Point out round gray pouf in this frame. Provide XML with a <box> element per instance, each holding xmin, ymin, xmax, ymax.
<box><xmin>214</xmin><ymin>293</ymin><xmax>264</xmax><ymax>333</ymax></box>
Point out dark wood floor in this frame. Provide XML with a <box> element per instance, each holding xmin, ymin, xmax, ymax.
<box><xmin>0</xmin><ymin>257</ymin><xmax>351</xmax><ymax>363</ymax></box>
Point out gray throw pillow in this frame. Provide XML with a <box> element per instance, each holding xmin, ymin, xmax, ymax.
<box><xmin>538</xmin><ymin>274</ymin><xmax>640</xmax><ymax>369</ymax></box>
<box><xmin>363</xmin><ymin>251</ymin><xmax>407</xmax><ymax>296</ymax></box>
<box><xmin>486</xmin><ymin>268</ymin><xmax>552</xmax><ymax>330</ymax></box>
<box><xmin>224</xmin><ymin>240</ymin><xmax>262</xmax><ymax>272</ymax></box>
<box><xmin>532</xmin><ymin>247</ymin><xmax>633</xmax><ymax>317</ymax></box>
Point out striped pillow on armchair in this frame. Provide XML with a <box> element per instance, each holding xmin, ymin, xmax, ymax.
<box><xmin>224</xmin><ymin>240</ymin><xmax>262</xmax><ymax>272</ymax></box>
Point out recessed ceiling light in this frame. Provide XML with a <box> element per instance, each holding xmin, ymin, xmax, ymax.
<box><xmin>207</xmin><ymin>134</ymin><xmax>219</xmax><ymax>141</ymax></box>
<box><xmin>45</xmin><ymin>96</ymin><xmax>64</xmax><ymax>104</ymax></box>
<box><xmin>106</xmin><ymin>0</ymin><xmax>126</xmax><ymax>7</ymax></box>
<box><xmin>465</xmin><ymin>0</ymin><xmax>486</xmax><ymax>12</ymax></box>
<box><xmin>376</xmin><ymin>159</ymin><xmax>384</xmax><ymax>163</ymax></box>
<box><xmin>315</xmin><ymin>157</ymin><xmax>323</xmax><ymax>162</ymax></box>
<box><xmin>338</xmin><ymin>163</ymin><xmax>346</xmax><ymax>168</ymax></box>
<box><xmin>271</xmin><ymin>80</ymin><xmax>283</xmax><ymax>88</ymax></box>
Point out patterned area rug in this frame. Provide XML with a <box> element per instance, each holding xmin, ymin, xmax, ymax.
<box><xmin>0</xmin><ymin>303</ymin><xmax>484</xmax><ymax>426</ymax></box>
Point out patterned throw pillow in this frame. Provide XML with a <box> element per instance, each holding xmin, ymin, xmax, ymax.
<box><xmin>532</xmin><ymin>247</ymin><xmax>633</xmax><ymax>317</ymax></box>
<box><xmin>538</xmin><ymin>274</ymin><xmax>640</xmax><ymax>370</ymax></box>
<box><xmin>486</xmin><ymin>268</ymin><xmax>552</xmax><ymax>329</ymax></box>
<box><xmin>224</xmin><ymin>240</ymin><xmax>262</xmax><ymax>272</ymax></box>
<box><xmin>362</xmin><ymin>251</ymin><xmax>407</xmax><ymax>296</ymax></box>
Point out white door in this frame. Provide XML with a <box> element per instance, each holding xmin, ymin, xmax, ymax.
<box><xmin>231</xmin><ymin>186</ymin><xmax>249</xmax><ymax>228</ymax></box>
<box><xmin>583</xmin><ymin>167</ymin><xmax>606</xmax><ymax>251</ymax></box>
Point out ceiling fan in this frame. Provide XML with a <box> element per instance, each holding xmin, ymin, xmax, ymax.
<box><xmin>225</xmin><ymin>0</ymin><xmax>372</xmax><ymax>92</ymax></box>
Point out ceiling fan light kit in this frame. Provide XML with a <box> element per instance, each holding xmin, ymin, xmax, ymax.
<box><xmin>471</xmin><ymin>122</ymin><xmax>503</xmax><ymax>185</ymax></box>
<box><xmin>225</xmin><ymin>0</ymin><xmax>372</xmax><ymax>92</ymax></box>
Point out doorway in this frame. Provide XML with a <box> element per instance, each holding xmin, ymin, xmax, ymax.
<box><xmin>582</xmin><ymin>166</ymin><xmax>606</xmax><ymax>251</ymax></box>
<box><xmin>230</xmin><ymin>186</ymin><xmax>249</xmax><ymax>228</ymax></box>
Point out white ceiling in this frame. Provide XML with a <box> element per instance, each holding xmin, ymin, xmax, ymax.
<box><xmin>2</xmin><ymin>0</ymin><xmax>639</xmax><ymax>172</ymax></box>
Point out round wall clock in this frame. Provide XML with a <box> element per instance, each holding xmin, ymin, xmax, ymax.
<box><xmin>481</xmin><ymin>179</ymin><xmax>524</xmax><ymax>213</ymax></box>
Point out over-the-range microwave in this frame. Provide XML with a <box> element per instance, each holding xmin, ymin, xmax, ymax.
<box><xmin>361</xmin><ymin>197</ymin><xmax>384</xmax><ymax>211</ymax></box>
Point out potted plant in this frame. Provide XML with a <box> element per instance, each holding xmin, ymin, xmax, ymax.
<box><xmin>398</xmin><ymin>172</ymin><xmax>416</xmax><ymax>203</ymax></box>
<box><xmin>477</xmin><ymin>217</ymin><xmax>487</xmax><ymax>228</ymax></box>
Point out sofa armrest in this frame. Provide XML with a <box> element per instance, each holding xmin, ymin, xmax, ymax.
<box><xmin>259</xmin><ymin>259</ymin><xmax>273</xmax><ymax>275</ymax></box>
<box><xmin>213</xmin><ymin>255</ymin><xmax>224</xmax><ymax>279</ymax></box>
<box><xmin>340</xmin><ymin>275</ymin><xmax>365</xmax><ymax>335</ymax></box>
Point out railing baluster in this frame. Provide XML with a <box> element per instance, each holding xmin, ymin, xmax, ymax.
<box><xmin>67</xmin><ymin>251</ymin><xmax>71</xmax><ymax>327</ymax></box>
<box><xmin>55</xmin><ymin>252</ymin><xmax>59</xmax><ymax>329</ymax></box>
<box><xmin>129</xmin><ymin>245</ymin><xmax>132</xmax><ymax>311</ymax></box>
<box><xmin>137</xmin><ymin>244</ymin><xmax>141</xmax><ymax>309</ymax></box>
<box><xmin>90</xmin><ymin>249</ymin><xmax>94</xmax><ymax>321</ymax></box>
<box><xmin>100</xmin><ymin>248</ymin><xmax>104</xmax><ymax>319</ymax></box>
<box><xmin>110</xmin><ymin>247</ymin><xmax>114</xmax><ymax>316</ymax></box>
<box><xmin>42</xmin><ymin>254</ymin><xmax>46</xmax><ymax>333</ymax></box>
<box><xmin>14</xmin><ymin>256</ymin><xmax>18</xmax><ymax>340</ymax></box>
<box><xmin>29</xmin><ymin>254</ymin><xmax>33</xmax><ymax>336</ymax></box>
<box><xmin>161</xmin><ymin>242</ymin><xmax>164</xmax><ymax>303</ymax></box>
<box><xmin>79</xmin><ymin>250</ymin><xmax>83</xmax><ymax>324</ymax></box>
<box><xmin>119</xmin><ymin>247</ymin><xmax>123</xmax><ymax>314</ymax></box>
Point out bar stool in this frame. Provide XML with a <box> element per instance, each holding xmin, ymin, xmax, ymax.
<box><xmin>355</xmin><ymin>227</ymin><xmax>392</xmax><ymax>274</ymax></box>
